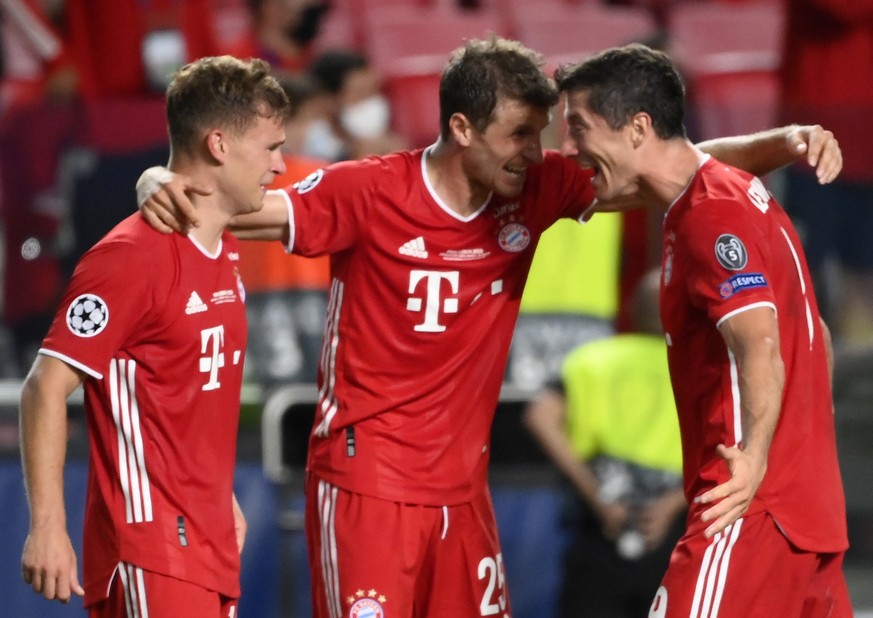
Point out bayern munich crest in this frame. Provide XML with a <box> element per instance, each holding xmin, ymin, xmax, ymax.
<box><xmin>349</xmin><ymin>597</ymin><xmax>384</xmax><ymax>618</ymax></box>
<box><xmin>497</xmin><ymin>222</ymin><xmax>531</xmax><ymax>253</ymax></box>
<box><xmin>66</xmin><ymin>293</ymin><xmax>109</xmax><ymax>337</ymax></box>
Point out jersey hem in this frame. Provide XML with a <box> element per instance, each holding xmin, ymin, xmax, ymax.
<box><xmin>308</xmin><ymin>466</ymin><xmax>483</xmax><ymax>507</ymax></box>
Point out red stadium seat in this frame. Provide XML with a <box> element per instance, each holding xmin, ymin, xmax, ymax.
<box><xmin>360</xmin><ymin>4</ymin><xmax>511</xmax><ymax>147</ymax></box>
<box><xmin>382</xmin><ymin>70</ymin><xmax>443</xmax><ymax>148</ymax></box>
<box><xmin>667</xmin><ymin>1</ymin><xmax>786</xmax><ymax>139</ymax></box>
<box><xmin>361</xmin><ymin>5</ymin><xmax>511</xmax><ymax>78</ymax></box>
<box><xmin>507</xmin><ymin>1</ymin><xmax>659</xmax><ymax>69</ymax></box>
<box><xmin>311</xmin><ymin>6</ymin><xmax>361</xmax><ymax>54</ymax></box>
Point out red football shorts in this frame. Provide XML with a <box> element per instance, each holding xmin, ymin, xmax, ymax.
<box><xmin>306</xmin><ymin>473</ymin><xmax>511</xmax><ymax>618</ymax></box>
<box><xmin>649</xmin><ymin>512</ymin><xmax>852</xmax><ymax>618</ymax></box>
<box><xmin>88</xmin><ymin>562</ymin><xmax>239</xmax><ymax>618</ymax></box>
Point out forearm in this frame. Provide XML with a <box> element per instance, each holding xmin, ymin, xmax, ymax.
<box><xmin>661</xmin><ymin>487</ymin><xmax>688</xmax><ymax>518</ymax></box>
<box><xmin>523</xmin><ymin>393</ymin><xmax>600</xmax><ymax>505</ymax></box>
<box><xmin>735</xmin><ymin>340</ymin><xmax>784</xmax><ymax>461</ymax></box>
<box><xmin>820</xmin><ymin>317</ymin><xmax>835</xmax><ymax>386</ymax></box>
<box><xmin>229</xmin><ymin>190</ymin><xmax>291</xmax><ymax>242</ymax></box>
<box><xmin>20</xmin><ymin>373</ymin><xmax>72</xmax><ymax>528</ymax></box>
<box><xmin>697</xmin><ymin>126</ymin><xmax>799</xmax><ymax>178</ymax></box>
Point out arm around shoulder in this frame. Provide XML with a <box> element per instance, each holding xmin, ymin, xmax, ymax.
<box><xmin>697</xmin><ymin>124</ymin><xmax>842</xmax><ymax>183</ymax></box>
<box><xmin>229</xmin><ymin>189</ymin><xmax>292</xmax><ymax>241</ymax></box>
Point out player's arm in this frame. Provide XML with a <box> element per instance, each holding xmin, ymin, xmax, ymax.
<box><xmin>637</xmin><ymin>488</ymin><xmax>687</xmax><ymax>550</ymax></box>
<box><xmin>20</xmin><ymin>355</ymin><xmax>86</xmax><ymax>602</ymax></box>
<box><xmin>696</xmin><ymin>124</ymin><xmax>841</xmax><ymax>184</ymax></box>
<box><xmin>232</xmin><ymin>492</ymin><xmax>247</xmax><ymax>554</ymax></box>
<box><xmin>523</xmin><ymin>387</ymin><xmax>628</xmax><ymax>540</ymax></box>
<box><xmin>695</xmin><ymin>306</ymin><xmax>785</xmax><ymax>539</ymax></box>
<box><xmin>821</xmin><ymin>317</ymin><xmax>835</xmax><ymax>387</ymax></box>
<box><xmin>136</xmin><ymin>167</ymin><xmax>290</xmax><ymax>240</ymax></box>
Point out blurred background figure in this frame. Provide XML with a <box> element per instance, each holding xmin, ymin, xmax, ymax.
<box><xmin>0</xmin><ymin>0</ymin><xmax>75</xmax><ymax>111</ymax></box>
<box><xmin>228</xmin><ymin>0</ymin><xmax>330</xmax><ymax>79</ymax></box>
<box><xmin>237</xmin><ymin>72</ymin><xmax>330</xmax><ymax>386</ymax></box>
<box><xmin>779</xmin><ymin>0</ymin><xmax>873</xmax><ymax>348</ymax></box>
<box><xmin>0</xmin><ymin>0</ymin><xmax>76</xmax><ymax>376</ymax></box>
<box><xmin>0</xmin><ymin>0</ymin><xmax>232</xmax><ymax>377</ymax></box>
<box><xmin>507</xmin><ymin>211</ymin><xmax>622</xmax><ymax>390</ymax></box>
<box><xmin>524</xmin><ymin>268</ymin><xmax>685</xmax><ymax>618</ymax></box>
<box><xmin>305</xmin><ymin>48</ymin><xmax>407</xmax><ymax>161</ymax></box>
<box><xmin>62</xmin><ymin>0</ymin><xmax>223</xmax><ymax>97</ymax></box>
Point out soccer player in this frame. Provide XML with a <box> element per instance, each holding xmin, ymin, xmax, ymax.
<box><xmin>138</xmin><ymin>38</ymin><xmax>843</xmax><ymax>618</ymax></box>
<box><xmin>19</xmin><ymin>56</ymin><xmax>290</xmax><ymax>617</ymax></box>
<box><xmin>555</xmin><ymin>44</ymin><xmax>851</xmax><ymax>617</ymax></box>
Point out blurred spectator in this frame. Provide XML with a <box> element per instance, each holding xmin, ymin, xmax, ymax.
<box><xmin>0</xmin><ymin>0</ymin><xmax>227</xmax><ymax>375</ymax></box>
<box><xmin>779</xmin><ymin>0</ymin><xmax>873</xmax><ymax>346</ymax></box>
<box><xmin>0</xmin><ymin>0</ymin><xmax>78</xmax><ymax>375</ymax></box>
<box><xmin>227</xmin><ymin>0</ymin><xmax>329</xmax><ymax>77</ymax></box>
<box><xmin>237</xmin><ymin>73</ymin><xmax>331</xmax><ymax>384</ymax></box>
<box><xmin>524</xmin><ymin>269</ymin><xmax>685</xmax><ymax>617</ymax></box>
<box><xmin>238</xmin><ymin>73</ymin><xmax>329</xmax><ymax>296</ymax></box>
<box><xmin>508</xmin><ymin>212</ymin><xmax>622</xmax><ymax>389</ymax></box>
<box><xmin>63</xmin><ymin>0</ymin><xmax>223</xmax><ymax>97</ymax></box>
<box><xmin>306</xmin><ymin>48</ymin><xmax>407</xmax><ymax>161</ymax></box>
<box><xmin>0</xmin><ymin>0</ymin><xmax>75</xmax><ymax>111</ymax></box>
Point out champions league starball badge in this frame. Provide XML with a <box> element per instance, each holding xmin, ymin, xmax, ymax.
<box><xmin>66</xmin><ymin>293</ymin><xmax>109</xmax><ymax>337</ymax></box>
<box><xmin>293</xmin><ymin>169</ymin><xmax>324</xmax><ymax>194</ymax></box>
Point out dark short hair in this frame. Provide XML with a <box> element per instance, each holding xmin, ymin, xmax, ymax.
<box><xmin>308</xmin><ymin>49</ymin><xmax>369</xmax><ymax>95</ymax></box>
<box><xmin>166</xmin><ymin>55</ymin><xmax>291</xmax><ymax>156</ymax></box>
<box><xmin>439</xmin><ymin>36</ymin><xmax>558</xmax><ymax>138</ymax></box>
<box><xmin>555</xmin><ymin>44</ymin><xmax>686</xmax><ymax>140</ymax></box>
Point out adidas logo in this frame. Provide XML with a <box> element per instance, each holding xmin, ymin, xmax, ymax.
<box><xmin>185</xmin><ymin>291</ymin><xmax>208</xmax><ymax>315</ymax></box>
<box><xmin>399</xmin><ymin>236</ymin><xmax>428</xmax><ymax>259</ymax></box>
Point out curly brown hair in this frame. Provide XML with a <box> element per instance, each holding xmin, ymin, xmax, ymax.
<box><xmin>166</xmin><ymin>55</ymin><xmax>291</xmax><ymax>157</ymax></box>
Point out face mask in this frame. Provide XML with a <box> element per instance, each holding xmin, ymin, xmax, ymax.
<box><xmin>340</xmin><ymin>95</ymin><xmax>391</xmax><ymax>140</ymax></box>
<box><xmin>304</xmin><ymin>118</ymin><xmax>345</xmax><ymax>162</ymax></box>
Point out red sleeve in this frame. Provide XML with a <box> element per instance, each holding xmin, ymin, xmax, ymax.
<box><xmin>283</xmin><ymin>159</ymin><xmax>379</xmax><ymax>258</ymax></box>
<box><xmin>675</xmin><ymin>197</ymin><xmax>777</xmax><ymax>326</ymax></box>
<box><xmin>41</xmin><ymin>235</ymin><xmax>174</xmax><ymax>378</ymax></box>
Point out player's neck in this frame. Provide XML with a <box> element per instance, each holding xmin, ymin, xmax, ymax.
<box><xmin>186</xmin><ymin>207</ymin><xmax>228</xmax><ymax>255</ymax></box>
<box><xmin>639</xmin><ymin>139</ymin><xmax>702</xmax><ymax>209</ymax></box>
<box><xmin>426</xmin><ymin>140</ymin><xmax>489</xmax><ymax>217</ymax></box>
<box><xmin>168</xmin><ymin>163</ymin><xmax>229</xmax><ymax>254</ymax></box>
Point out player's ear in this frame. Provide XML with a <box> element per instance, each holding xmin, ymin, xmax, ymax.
<box><xmin>206</xmin><ymin>130</ymin><xmax>227</xmax><ymax>161</ymax></box>
<box><xmin>449</xmin><ymin>113</ymin><xmax>474</xmax><ymax>147</ymax></box>
<box><xmin>629</xmin><ymin>112</ymin><xmax>651</xmax><ymax>148</ymax></box>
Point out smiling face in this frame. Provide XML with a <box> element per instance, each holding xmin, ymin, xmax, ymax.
<box><xmin>220</xmin><ymin>114</ymin><xmax>288</xmax><ymax>215</ymax></box>
<box><xmin>563</xmin><ymin>89</ymin><xmax>642</xmax><ymax>204</ymax></box>
<box><xmin>462</xmin><ymin>97</ymin><xmax>550</xmax><ymax>199</ymax></box>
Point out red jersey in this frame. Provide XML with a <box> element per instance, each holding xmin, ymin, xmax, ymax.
<box><xmin>282</xmin><ymin>148</ymin><xmax>595</xmax><ymax>505</ymax></box>
<box><xmin>660</xmin><ymin>156</ymin><xmax>848</xmax><ymax>552</ymax></box>
<box><xmin>39</xmin><ymin>214</ymin><xmax>248</xmax><ymax>603</ymax></box>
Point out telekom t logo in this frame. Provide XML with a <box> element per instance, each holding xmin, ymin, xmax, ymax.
<box><xmin>406</xmin><ymin>270</ymin><xmax>459</xmax><ymax>332</ymax></box>
<box><xmin>199</xmin><ymin>325</ymin><xmax>225</xmax><ymax>390</ymax></box>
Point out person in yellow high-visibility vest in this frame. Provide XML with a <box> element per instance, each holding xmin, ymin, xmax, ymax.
<box><xmin>508</xmin><ymin>211</ymin><xmax>622</xmax><ymax>389</ymax></box>
<box><xmin>524</xmin><ymin>268</ymin><xmax>685</xmax><ymax>617</ymax></box>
